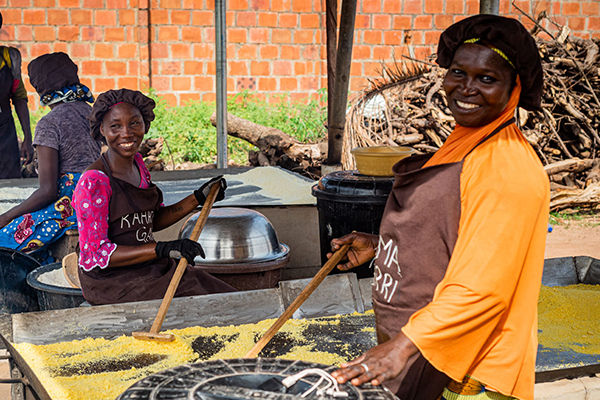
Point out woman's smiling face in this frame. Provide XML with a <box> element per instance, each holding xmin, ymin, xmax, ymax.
<box><xmin>443</xmin><ymin>43</ymin><xmax>516</xmax><ymax>127</ymax></box>
<box><xmin>100</xmin><ymin>102</ymin><xmax>146</xmax><ymax>157</ymax></box>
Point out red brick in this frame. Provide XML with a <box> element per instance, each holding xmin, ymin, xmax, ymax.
<box><xmin>127</xmin><ymin>60</ymin><xmax>139</xmax><ymax>75</ymax></box>
<box><xmin>250</xmin><ymin>28</ymin><xmax>269</xmax><ymax>42</ymax></box>
<box><xmin>465</xmin><ymin>0</ymin><xmax>478</xmax><ymax>13</ymax></box>
<box><xmin>363</xmin><ymin>62</ymin><xmax>381</xmax><ymax>76</ymax></box>
<box><xmin>105</xmin><ymin>27</ymin><xmax>126</xmax><ymax>41</ymax></box>
<box><xmin>271</xmin><ymin>0</ymin><xmax>291</xmax><ymax>12</ymax></box>
<box><xmin>171</xmin><ymin>10</ymin><xmax>191</xmax><ymax>24</ymax></box>
<box><xmin>424</xmin><ymin>30</ymin><xmax>441</xmax><ymax>45</ymax></box>
<box><xmin>118</xmin><ymin>77</ymin><xmax>139</xmax><ymax>90</ymax></box>
<box><xmin>404</xmin><ymin>0</ymin><xmax>423</xmax><ymax>14</ymax></box>
<box><xmin>81</xmin><ymin>60</ymin><xmax>103</xmax><ymax>75</ymax></box>
<box><xmin>445</xmin><ymin>0</ymin><xmax>464</xmax><ymax>14</ymax></box>
<box><xmin>250</xmin><ymin>0</ymin><xmax>269</xmax><ymax>10</ymax></box>
<box><xmin>70</xmin><ymin>43</ymin><xmax>91</xmax><ymax>57</ymax></box>
<box><xmin>278</xmin><ymin>13</ymin><xmax>297</xmax><ymax>28</ymax></box>
<box><xmin>589</xmin><ymin>17</ymin><xmax>600</xmax><ymax>30</ymax></box>
<box><xmin>414</xmin><ymin>15</ymin><xmax>432</xmax><ymax>29</ymax></box>
<box><xmin>2</xmin><ymin>26</ymin><xmax>15</xmax><ymax>41</ymax></box>
<box><xmin>294</xmin><ymin>29</ymin><xmax>314</xmax><ymax>44</ymax></box>
<box><xmin>228</xmin><ymin>28</ymin><xmax>247</xmax><ymax>43</ymax></box>
<box><xmin>424</xmin><ymin>0</ymin><xmax>443</xmax><ymax>13</ymax></box>
<box><xmin>150</xmin><ymin>43</ymin><xmax>169</xmax><ymax>58</ymax></box>
<box><xmin>172</xmin><ymin>77</ymin><xmax>191</xmax><ymax>91</ymax></box>
<box><xmin>30</xmin><ymin>43</ymin><xmax>51</xmax><ymax>57</ymax></box>
<box><xmin>48</xmin><ymin>9</ymin><xmax>68</xmax><ymax>25</ymax></box>
<box><xmin>152</xmin><ymin>76</ymin><xmax>170</xmax><ymax>91</ymax></box>
<box><xmin>53</xmin><ymin>42</ymin><xmax>69</xmax><ymax>53</ymax></box>
<box><xmin>582</xmin><ymin>2</ymin><xmax>599</xmax><ymax>15</ymax></box>
<box><xmin>106</xmin><ymin>61</ymin><xmax>127</xmax><ymax>76</ymax></box>
<box><xmin>373</xmin><ymin>15</ymin><xmax>391</xmax><ymax>30</ymax></box>
<box><xmin>171</xmin><ymin>43</ymin><xmax>191</xmax><ymax>58</ymax></box>
<box><xmin>159</xmin><ymin>26</ymin><xmax>179</xmax><ymax>41</ymax></box>
<box><xmin>563</xmin><ymin>2</ymin><xmax>581</xmax><ymax>15</ymax></box>
<box><xmin>350</xmin><ymin>77</ymin><xmax>368</xmax><ymax>91</ymax></box>
<box><xmin>294</xmin><ymin>61</ymin><xmax>306</xmax><ymax>75</ymax></box>
<box><xmin>184</xmin><ymin>61</ymin><xmax>203</xmax><ymax>74</ymax></box>
<box><xmin>106</xmin><ymin>0</ymin><xmax>128</xmax><ymax>7</ymax></box>
<box><xmin>280</xmin><ymin>77</ymin><xmax>297</xmax><ymax>90</ymax></box>
<box><xmin>300</xmin><ymin>77</ymin><xmax>318</xmax><ymax>90</ymax></box>
<box><xmin>513</xmin><ymin>1</ymin><xmax>530</xmax><ymax>14</ymax></box>
<box><xmin>161</xmin><ymin>0</ymin><xmax>181</xmax><ymax>8</ymax></box>
<box><xmin>229</xmin><ymin>61</ymin><xmax>247</xmax><ymax>75</ymax></box>
<box><xmin>118</xmin><ymin>43</ymin><xmax>137</xmax><ymax>58</ymax></box>
<box><xmin>362</xmin><ymin>0</ymin><xmax>381</xmax><ymax>13</ymax></box>
<box><xmin>34</xmin><ymin>0</ymin><xmax>54</xmax><ymax>7</ymax></box>
<box><xmin>251</xmin><ymin>61</ymin><xmax>270</xmax><ymax>75</ymax></box>
<box><xmin>373</xmin><ymin>46</ymin><xmax>391</xmax><ymax>59</ymax></box>
<box><xmin>151</xmin><ymin>10</ymin><xmax>169</xmax><ymax>24</ymax></box>
<box><xmin>94</xmin><ymin>78</ymin><xmax>116</xmax><ymax>93</ymax></box>
<box><xmin>181</xmin><ymin>93</ymin><xmax>201</xmax><ymax>104</ymax></box>
<box><xmin>192</xmin><ymin>11</ymin><xmax>213</xmax><ymax>25</ymax></box>
<box><xmin>383</xmin><ymin>0</ymin><xmax>401</xmax><ymax>13</ymax></box>
<box><xmin>302</xmin><ymin>45</ymin><xmax>319</xmax><ymax>60</ymax></box>
<box><xmin>383</xmin><ymin>30</ymin><xmax>403</xmax><ymax>45</ymax></box>
<box><xmin>17</xmin><ymin>26</ymin><xmax>33</xmax><ymax>41</ymax></box>
<box><xmin>182</xmin><ymin>27</ymin><xmax>203</xmax><ymax>42</ymax></box>
<box><xmin>58</xmin><ymin>0</ymin><xmax>78</xmax><ymax>6</ymax></box>
<box><xmin>568</xmin><ymin>17</ymin><xmax>585</xmax><ymax>31</ymax></box>
<box><xmin>95</xmin><ymin>43</ymin><xmax>114</xmax><ymax>58</ymax></box>
<box><xmin>238</xmin><ymin>44</ymin><xmax>257</xmax><ymax>59</ymax></box>
<box><xmin>259</xmin><ymin>45</ymin><xmax>278</xmax><ymax>58</ymax></box>
<box><xmin>11</xmin><ymin>0</ymin><xmax>31</xmax><ymax>6</ymax></box>
<box><xmin>258</xmin><ymin>12</ymin><xmax>277</xmax><ymax>27</ymax></box>
<box><xmin>160</xmin><ymin>94</ymin><xmax>178</xmax><ymax>107</ymax></box>
<box><xmin>393</xmin><ymin>15</ymin><xmax>412</xmax><ymax>30</ymax></box>
<box><xmin>194</xmin><ymin>43</ymin><xmax>213</xmax><ymax>59</ymax></box>
<box><xmin>57</xmin><ymin>26</ymin><xmax>79</xmax><ymax>41</ymax></box>
<box><xmin>72</xmin><ymin>10</ymin><xmax>92</xmax><ymax>25</ymax></box>
<box><xmin>434</xmin><ymin>14</ymin><xmax>453</xmax><ymax>29</ymax></box>
<box><xmin>292</xmin><ymin>0</ymin><xmax>310</xmax><ymax>12</ymax></box>
<box><xmin>237</xmin><ymin>11</ymin><xmax>257</xmax><ymax>26</ymax></box>
<box><xmin>280</xmin><ymin>45</ymin><xmax>300</xmax><ymax>59</ymax></box>
<box><xmin>2</xmin><ymin>10</ymin><xmax>22</xmax><ymax>25</ymax></box>
<box><xmin>24</xmin><ymin>10</ymin><xmax>45</xmax><ymax>25</ymax></box>
<box><xmin>300</xmin><ymin>14</ymin><xmax>320</xmax><ymax>28</ymax></box>
<box><xmin>354</xmin><ymin>15</ymin><xmax>370</xmax><ymax>29</ymax></box>
<box><xmin>258</xmin><ymin>77</ymin><xmax>276</xmax><ymax>90</ymax></box>
<box><xmin>84</xmin><ymin>0</ymin><xmax>103</xmax><ymax>7</ymax></box>
<box><xmin>119</xmin><ymin>10</ymin><xmax>136</xmax><ymax>25</ymax></box>
<box><xmin>195</xmin><ymin>76</ymin><xmax>214</xmax><ymax>91</ymax></box>
<box><xmin>95</xmin><ymin>10</ymin><xmax>117</xmax><ymax>25</ymax></box>
<box><xmin>272</xmin><ymin>61</ymin><xmax>292</xmax><ymax>75</ymax></box>
<box><xmin>226</xmin><ymin>11</ymin><xmax>235</xmax><ymax>27</ymax></box>
<box><xmin>82</xmin><ymin>27</ymin><xmax>103</xmax><ymax>41</ymax></box>
<box><xmin>229</xmin><ymin>0</ymin><xmax>248</xmax><ymax>10</ymax></box>
<box><xmin>352</xmin><ymin>45</ymin><xmax>371</xmax><ymax>59</ymax></box>
<box><xmin>202</xmin><ymin>93</ymin><xmax>216</xmax><ymax>102</ymax></box>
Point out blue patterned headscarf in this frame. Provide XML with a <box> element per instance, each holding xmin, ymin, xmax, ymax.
<box><xmin>40</xmin><ymin>83</ymin><xmax>94</xmax><ymax>107</ymax></box>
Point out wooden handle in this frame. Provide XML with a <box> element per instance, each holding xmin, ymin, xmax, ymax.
<box><xmin>148</xmin><ymin>183</ymin><xmax>221</xmax><ymax>334</ymax></box>
<box><xmin>244</xmin><ymin>243</ymin><xmax>350</xmax><ymax>358</ymax></box>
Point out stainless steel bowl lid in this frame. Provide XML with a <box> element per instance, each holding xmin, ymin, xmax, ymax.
<box><xmin>179</xmin><ymin>207</ymin><xmax>289</xmax><ymax>264</ymax></box>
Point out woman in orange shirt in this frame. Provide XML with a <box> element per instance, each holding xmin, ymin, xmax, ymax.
<box><xmin>330</xmin><ymin>15</ymin><xmax>549</xmax><ymax>400</ymax></box>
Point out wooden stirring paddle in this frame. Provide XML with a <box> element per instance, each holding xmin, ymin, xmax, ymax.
<box><xmin>244</xmin><ymin>243</ymin><xmax>351</xmax><ymax>358</ymax></box>
<box><xmin>132</xmin><ymin>183</ymin><xmax>221</xmax><ymax>342</ymax></box>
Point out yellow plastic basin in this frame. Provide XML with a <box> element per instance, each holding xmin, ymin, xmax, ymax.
<box><xmin>351</xmin><ymin>146</ymin><xmax>415</xmax><ymax>176</ymax></box>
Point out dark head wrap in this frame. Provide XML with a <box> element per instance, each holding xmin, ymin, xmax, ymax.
<box><xmin>89</xmin><ymin>89</ymin><xmax>156</xmax><ymax>141</ymax></box>
<box><xmin>436</xmin><ymin>14</ymin><xmax>543</xmax><ymax>111</ymax></box>
<box><xmin>28</xmin><ymin>52</ymin><xmax>80</xmax><ymax>97</ymax></box>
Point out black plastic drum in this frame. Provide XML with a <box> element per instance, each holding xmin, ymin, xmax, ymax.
<box><xmin>117</xmin><ymin>358</ymin><xmax>398</xmax><ymax>400</ymax></box>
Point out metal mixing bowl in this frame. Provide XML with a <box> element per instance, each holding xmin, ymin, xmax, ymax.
<box><xmin>178</xmin><ymin>207</ymin><xmax>289</xmax><ymax>264</ymax></box>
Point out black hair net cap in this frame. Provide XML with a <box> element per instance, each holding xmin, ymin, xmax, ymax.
<box><xmin>436</xmin><ymin>14</ymin><xmax>543</xmax><ymax>111</ymax></box>
<box><xmin>89</xmin><ymin>88</ymin><xmax>156</xmax><ymax>141</ymax></box>
<box><xmin>28</xmin><ymin>52</ymin><xmax>80</xmax><ymax>96</ymax></box>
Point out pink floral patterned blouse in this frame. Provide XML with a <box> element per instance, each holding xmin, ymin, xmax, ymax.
<box><xmin>73</xmin><ymin>153</ymin><xmax>154</xmax><ymax>271</ymax></box>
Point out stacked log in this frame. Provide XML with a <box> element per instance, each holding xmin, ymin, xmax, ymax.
<box><xmin>344</xmin><ymin>34</ymin><xmax>600</xmax><ymax>212</ymax></box>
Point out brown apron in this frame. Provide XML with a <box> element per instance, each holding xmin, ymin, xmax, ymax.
<box><xmin>79</xmin><ymin>154</ymin><xmax>236</xmax><ymax>305</ymax></box>
<box><xmin>372</xmin><ymin>119</ymin><xmax>514</xmax><ymax>399</ymax></box>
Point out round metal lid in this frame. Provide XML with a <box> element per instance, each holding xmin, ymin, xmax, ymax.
<box><xmin>117</xmin><ymin>358</ymin><xmax>398</xmax><ymax>400</ymax></box>
<box><xmin>311</xmin><ymin>170</ymin><xmax>394</xmax><ymax>204</ymax></box>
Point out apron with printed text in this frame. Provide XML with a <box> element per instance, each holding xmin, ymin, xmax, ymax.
<box><xmin>79</xmin><ymin>154</ymin><xmax>236</xmax><ymax>305</ymax></box>
<box><xmin>372</xmin><ymin>120</ymin><xmax>514</xmax><ymax>400</ymax></box>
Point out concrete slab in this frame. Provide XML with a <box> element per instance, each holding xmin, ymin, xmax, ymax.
<box><xmin>279</xmin><ymin>274</ymin><xmax>364</xmax><ymax>319</ymax></box>
<box><xmin>535</xmin><ymin>378</ymin><xmax>587</xmax><ymax>400</ymax></box>
<box><xmin>358</xmin><ymin>278</ymin><xmax>373</xmax><ymax>311</ymax></box>
<box><xmin>581</xmin><ymin>374</ymin><xmax>600</xmax><ymax>400</ymax></box>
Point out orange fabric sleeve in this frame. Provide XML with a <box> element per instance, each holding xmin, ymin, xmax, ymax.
<box><xmin>402</xmin><ymin>127</ymin><xmax>549</xmax><ymax>400</ymax></box>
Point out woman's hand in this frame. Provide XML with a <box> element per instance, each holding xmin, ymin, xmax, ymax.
<box><xmin>194</xmin><ymin>176</ymin><xmax>227</xmax><ymax>204</ymax></box>
<box><xmin>327</xmin><ymin>232</ymin><xmax>378</xmax><ymax>271</ymax></box>
<box><xmin>331</xmin><ymin>332</ymin><xmax>418</xmax><ymax>386</ymax></box>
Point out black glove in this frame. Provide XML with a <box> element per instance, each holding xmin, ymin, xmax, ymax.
<box><xmin>155</xmin><ymin>239</ymin><xmax>205</xmax><ymax>264</ymax></box>
<box><xmin>194</xmin><ymin>175</ymin><xmax>227</xmax><ymax>204</ymax></box>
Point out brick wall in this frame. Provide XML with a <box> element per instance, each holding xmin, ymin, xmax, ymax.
<box><xmin>1</xmin><ymin>0</ymin><xmax>599</xmax><ymax>109</ymax></box>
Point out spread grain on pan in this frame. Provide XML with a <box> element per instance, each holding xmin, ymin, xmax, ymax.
<box><xmin>13</xmin><ymin>285</ymin><xmax>600</xmax><ymax>400</ymax></box>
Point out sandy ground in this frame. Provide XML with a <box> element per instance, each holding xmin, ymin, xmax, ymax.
<box><xmin>0</xmin><ymin>215</ymin><xmax>598</xmax><ymax>399</ymax></box>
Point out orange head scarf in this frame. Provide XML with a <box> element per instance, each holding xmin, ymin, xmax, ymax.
<box><xmin>423</xmin><ymin>76</ymin><xmax>522</xmax><ymax>167</ymax></box>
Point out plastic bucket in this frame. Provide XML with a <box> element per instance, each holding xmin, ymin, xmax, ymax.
<box><xmin>0</xmin><ymin>247</ymin><xmax>41</xmax><ymax>314</ymax></box>
<box><xmin>26</xmin><ymin>262</ymin><xmax>85</xmax><ymax>311</ymax></box>
<box><xmin>311</xmin><ymin>171</ymin><xmax>394</xmax><ymax>279</ymax></box>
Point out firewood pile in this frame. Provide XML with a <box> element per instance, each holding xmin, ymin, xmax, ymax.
<box><xmin>139</xmin><ymin>138</ymin><xmax>165</xmax><ymax>171</ymax></box>
<box><xmin>344</xmin><ymin>33</ymin><xmax>600</xmax><ymax>212</ymax></box>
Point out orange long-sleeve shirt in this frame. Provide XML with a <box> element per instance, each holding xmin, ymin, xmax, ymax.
<box><xmin>402</xmin><ymin>81</ymin><xmax>550</xmax><ymax>400</ymax></box>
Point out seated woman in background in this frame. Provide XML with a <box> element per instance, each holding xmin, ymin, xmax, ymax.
<box><xmin>73</xmin><ymin>88</ymin><xmax>236</xmax><ymax>305</ymax></box>
<box><xmin>0</xmin><ymin>52</ymin><xmax>101</xmax><ymax>263</ymax></box>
